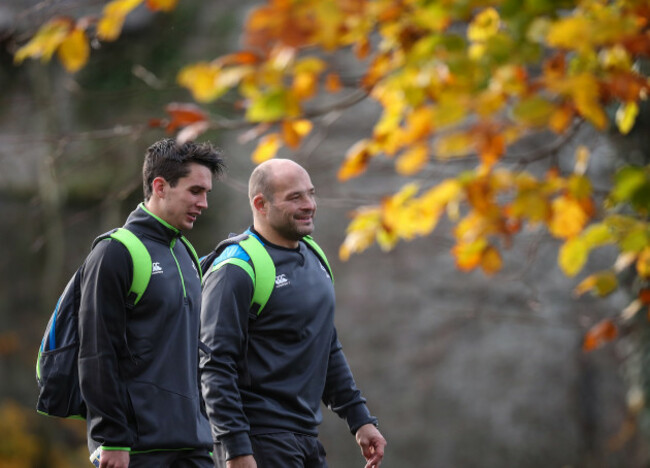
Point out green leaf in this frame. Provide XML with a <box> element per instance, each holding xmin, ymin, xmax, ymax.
<box><xmin>512</xmin><ymin>96</ymin><xmax>554</xmax><ymax>127</ymax></box>
<box><xmin>559</xmin><ymin>237</ymin><xmax>588</xmax><ymax>277</ymax></box>
<box><xmin>246</xmin><ymin>89</ymin><xmax>288</xmax><ymax>122</ymax></box>
<box><xmin>609</xmin><ymin>165</ymin><xmax>647</xmax><ymax>205</ymax></box>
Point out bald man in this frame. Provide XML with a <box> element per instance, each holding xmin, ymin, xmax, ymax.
<box><xmin>200</xmin><ymin>159</ymin><xmax>386</xmax><ymax>468</ymax></box>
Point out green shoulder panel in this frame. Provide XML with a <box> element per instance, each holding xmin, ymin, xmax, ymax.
<box><xmin>110</xmin><ymin>228</ymin><xmax>151</xmax><ymax>306</ymax></box>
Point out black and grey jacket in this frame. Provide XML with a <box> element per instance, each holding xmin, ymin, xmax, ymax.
<box><xmin>200</xmin><ymin>229</ymin><xmax>377</xmax><ymax>460</ymax></box>
<box><xmin>78</xmin><ymin>203</ymin><xmax>212</xmax><ymax>454</ymax></box>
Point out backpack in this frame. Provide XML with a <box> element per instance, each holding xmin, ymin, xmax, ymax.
<box><xmin>36</xmin><ymin>227</ymin><xmax>200</xmax><ymax>419</ymax></box>
<box><xmin>200</xmin><ymin>233</ymin><xmax>333</xmax><ymax>316</ymax></box>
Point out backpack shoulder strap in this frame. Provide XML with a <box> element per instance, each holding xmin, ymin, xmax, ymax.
<box><xmin>106</xmin><ymin>228</ymin><xmax>152</xmax><ymax>307</ymax></box>
<box><xmin>205</xmin><ymin>233</ymin><xmax>276</xmax><ymax>316</ymax></box>
<box><xmin>238</xmin><ymin>235</ymin><xmax>275</xmax><ymax>316</ymax></box>
<box><xmin>179</xmin><ymin>235</ymin><xmax>202</xmax><ymax>283</ymax></box>
<box><xmin>302</xmin><ymin>235</ymin><xmax>334</xmax><ymax>283</ymax></box>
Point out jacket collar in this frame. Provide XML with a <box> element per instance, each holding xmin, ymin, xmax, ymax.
<box><xmin>123</xmin><ymin>203</ymin><xmax>182</xmax><ymax>244</ymax></box>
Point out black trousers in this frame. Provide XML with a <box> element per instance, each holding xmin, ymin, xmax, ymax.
<box><xmin>213</xmin><ymin>433</ymin><xmax>328</xmax><ymax>468</ymax></box>
<box><xmin>128</xmin><ymin>448</ymin><xmax>213</xmax><ymax>467</ymax></box>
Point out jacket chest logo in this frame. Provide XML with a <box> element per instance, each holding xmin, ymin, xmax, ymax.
<box><xmin>275</xmin><ymin>273</ymin><xmax>290</xmax><ymax>288</ymax></box>
<box><xmin>152</xmin><ymin>262</ymin><xmax>164</xmax><ymax>275</ymax></box>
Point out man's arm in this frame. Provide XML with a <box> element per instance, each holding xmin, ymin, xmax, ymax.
<box><xmin>200</xmin><ymin>263</ymin><xmax>256</xmax><ymax>460</ymax></box>
<box><xmin>78</xmin><ymin>240</ymin><xmax>135</xmax><ymax>450</ymax></box>
<box><xmin>322</xmin><ymin>329</ymin><xmax>386</xmax><ymax>465</ymax></box>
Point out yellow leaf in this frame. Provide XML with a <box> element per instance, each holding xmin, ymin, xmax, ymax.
<box><xmin>396</xmin><ymin>144</ymin><xmax>429</xmax><ymax>176</ymax></box>
<box><xmin>57</xmin><ymin>28</ymin><xmax>89</xmax><ymax>73</ymax></box>
<box><xmin>616</xmin><ymin>102</ymin><xmax>639</xmax><ymax>135</ymax></box>
<box><xmin>177</xmin><ymin>63</ymin><xmax>224</xmax><ymax>103</ymax></box>
<box><xmin>338</xmin><ymin>139</ymin><xmax>372</xmax><ymax>181</ymax></box>
<box><xmin>637</xmin><ymin>247</ymin><xmax>650</xmax><ymax>278</ymax></box>
<box><xmin>434</xmin><ymin>132</ymin><xmax>474</xmax><ymax>159</ymax></box>
<box><xmin>481</xmin><ymin>246</ymin><xmax>502</xmax><ymax>275</ymax></box>
<box><xmin>14</xmin><ymin>18</ymin><xmax>71</xmax><ymax>64</ymax></box>
<box><xmin>145</xmin><ymin>0</ymin><xmax>178</xmax><ymax>11</ymax></box>
<box><xmin>546</xmin><ymin>16</ymin><xmax>591</xmax><ymax>51</ymax></box>
<box><xmin>467</xmin><ymin>8</ymin><xmax>500</xmax><ymax>43</ymax></box>
<box><xmin>510</xmin><ymin>191</ymin><xmax>550</xmax><ymax>224</ymax></box>
<box><xmin>549</xmin><ymin>195</ymin><xmax>589</xmax><ymax>239</ymax></box>
<box><xmin>251</xmin><ymin>133</ymin><xmax>282</xmax><ymax>164</ymax></box>
<box><xmin>574</xmin><ymin>271</ymin><xmax>618</xmax><ymax>297</ymax></box>
<box><xmin>559</xmin><ymin>237</ymin><xmax>588</xmax><ymax>277</ymax></box>
<box><xmin>282</xmin><ymin>119</ymin><xmax>313</xmax><ymax>149</ymax></box>
<box><xmin>402</xmin><ymin>106</ymin><xmax>434</xmax><ymax>145</ymax></box>
<box><xmin>567</xmin><ymin>174</ymin><xmax>592</xmax><ymax>199</ymax></box>
<box><xmin>571</xmin><ymin>74</ymin><xmax>608</xmax><ymax>130</ymax></box>
<box><xmin>97</xmin><ymin>0</ymin><xmax>143</xmax><ymax>42</ymax></box>
<box><xmin>292</xmin><ymin>71</ymin><xmax>318</xmax><ymax>100</ymax></box>
<box><xmin>339</xmin><ymin>207</ymin><xmax>382</xmax><ymax>261</ymax></box>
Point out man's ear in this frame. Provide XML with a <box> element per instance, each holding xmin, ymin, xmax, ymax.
<box><xmin>152</xmin><ymin>177</ymin><xmax>167</xmax><ymax>199</ymax></box>
<box><xmin>252</xmin><ymin>193</ymin><xmax>267</xmax><ymax>214</ymax></box>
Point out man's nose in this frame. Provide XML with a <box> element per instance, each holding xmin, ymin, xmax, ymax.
<box><xmin>197</xmin><ymin>193</ymin><xmax>208</xmax><ymax>210</ymax></box>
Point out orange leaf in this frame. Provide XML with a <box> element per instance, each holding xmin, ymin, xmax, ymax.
<box><xmin>452</xmin><ymin>238</ymin><xmax>488</xmax><ymax>272</ymax></box>
<box><xmin>402</xmin><ymin>106</ymin><xmax>434</xmax><ymax>145</ymax></box>
<box><xmin>57</xmin><ymin>28</ymin><xmax>89</xmax><ymax>73</ymax></box>
<box><xmin>637</xmin><ymin>247</ymin><xmax>650</xmax><ymax>278</ymax></box>
<box><xmin>480</xmin><ymin>245</ymin><xmax>502</xmax><ymax>275</ymax></box>
<box><xmin>145</xmin><ymin>0</ymin><xmax>178</xmax><ymax>11</ymax></box>
<box><xmin>97</xmin><ymin>0</ymin><xmax>143</xmax><ymax>42</ymax></box>
<box><xmin>325</xmin><ymin>72</ymin><xmax>342</xmax><ymax>93</ymax></box>
<box><xmin>164</xmin><ymin>103</ymin><xmax>208</xmax><ymax>133</ymax></box>
<box><xmin>338</xmin><ymin>140</ymin><xmax>372</xmax><ymax>181</ymax></box>
<box><xmin>216</xmin><ymin>51</ymin><xmax>263</xmax><ymax>66</ymax></box>
<box><xmin>549</xmin><ymin>105</ymin><xmax>574</xmax><ymax>134</ymax></box>
<box><xmin>640</xmin><ymin>288</ymin><xmax>650</xmax><ymax>305</ymax></box>
<box><xmin>251</xmin><ymin>133</ymin><xmax>282</xmax><ymax>164</ymax></box>
<box><xmin>281</xmin><ymin>119</ymin><xmax>312</xmax><ymax>149</ymax></box>
<box><xmin>583</xmin><ymin>320</ymin><xmax>618</xmax><ymax>352</ymax></box>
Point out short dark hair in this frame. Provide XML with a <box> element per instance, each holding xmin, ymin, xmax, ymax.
<box><xmin>142</xmin><ymin>138</ymin><xmax>225</xmax><ymax>201</ymax></box>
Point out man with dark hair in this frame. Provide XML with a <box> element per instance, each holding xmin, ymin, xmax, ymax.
<box><xmin>200</xmin><ymin>159</ymin><xmax>386</xmax><ymax>468</ymax></box>
<box><xmin>78</xmin><ymin>138</ymin><xmax>225</xmax><ymax>468</ymax></box>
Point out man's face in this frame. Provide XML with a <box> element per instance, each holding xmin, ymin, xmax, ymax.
<box><xmin>265</xmin><ymin>166</ymin><xmax>316</xmax><ymax>243</ymax></box>
<box><xmin>159</xmin><ymin>162</ymin><xmax>212</xmax><ymax>231</ymax></box>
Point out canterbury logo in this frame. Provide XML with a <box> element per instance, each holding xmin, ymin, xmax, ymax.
<box><xmin>152</xmin><ymin>262</ymin><xmax>163</xmax><ymax>275</ymax></box>
<box><xmin>275</xmin><ymin>273</ymin><xmax>289</xmax><ymax>288</ymax></box>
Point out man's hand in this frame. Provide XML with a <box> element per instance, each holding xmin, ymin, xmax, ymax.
<box><xmin>226</xmin><ymin>454</ymin><xmax>257</xmax><ymax>468</ymax></box>
<box><xmin>99</xmin><ymin>449</ymin><xmax>129</xmax><ymax>468</ymax></box>
<box><xmin>355</xmin><ymin>424</ymin><xmax>387</xmax><ymax>468</ymax></box>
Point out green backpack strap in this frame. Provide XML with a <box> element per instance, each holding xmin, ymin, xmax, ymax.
<box><xmin>238</xmin><ymin>236</ymin><xmax>276</xmax><ymax>315</ymax></box>
<box><xmin>110</xmin><ymin>228</ymin><xmax>151</xmax><ymax>306</ymax></box>
<box><xmin>179</xmin><ymin>235</ymin><xmax>202</xmax><ymax>283</ymax></box>
<box><xmin>302</xmin><ymin>235</ymin><xmax>334</xmax><ymax>283</ymax></box>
